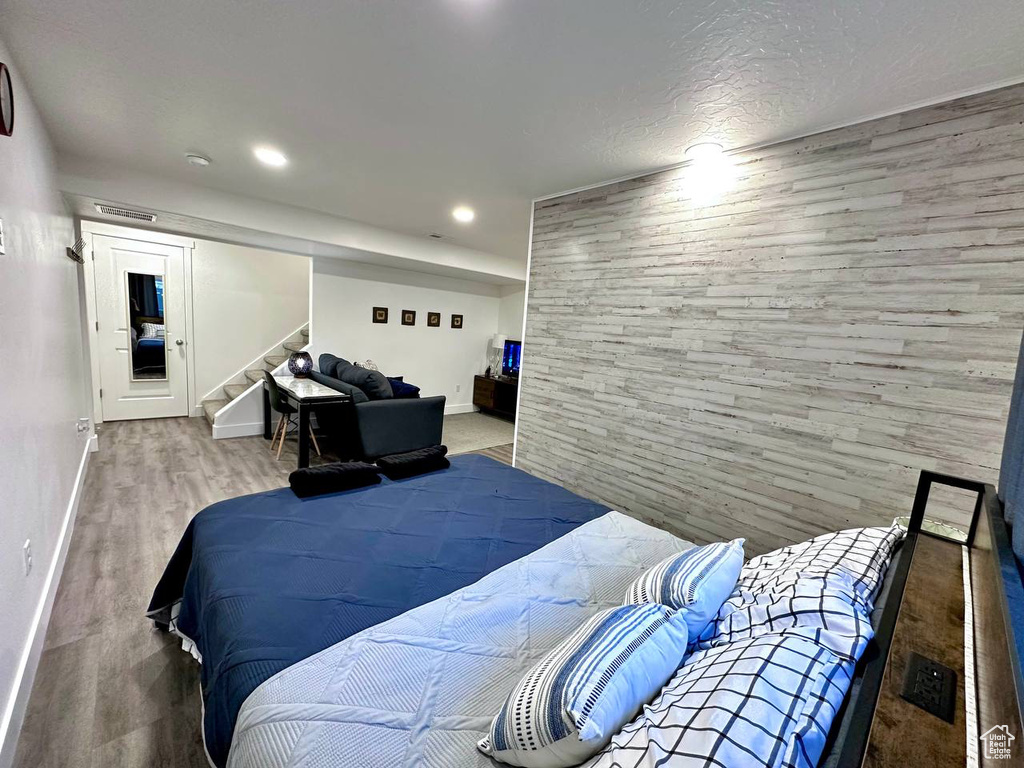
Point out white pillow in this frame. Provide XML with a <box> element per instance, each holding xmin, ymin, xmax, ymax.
<box><xmin>738</xmin><ymin>522</ymin><xmax>903</xmax><ymax>609</ymax></box>
<box><xmin>478</xmin><ymin>603</ymin><xmax>689</xmax><ymax>768</ymax></box>
<box><xmin>623</xmin><ymin>538</ymin><xmax>744</xmax><ymax>638</ymax></box>
<box><xmin>140</xmin><ymin>322</ymin><xmax>165</xmax><ymax>339</ymax></box>
<box><xmin>693</xmin><ymin>571</ymin><xmax>874</xmax><ymax>663</ymax></box>
<box><xmin>691</xmin><ymin>524</ymin><xmax>902</xmax><ymax>660</ymax></box>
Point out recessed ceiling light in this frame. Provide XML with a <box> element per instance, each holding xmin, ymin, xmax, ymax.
<box><xmin>253</xmin><ymin>146</ymin><xmax>288</xmax><ymax>168</ymax></box>
<box><xmin>185</xmin><ymin>153</ymin><xmax>211</xmax><ymax>167</ymax></box>
<box><xmin>685</xmin><ymin>142</ymin><xmax>724</xmax><ymax>161</ymax></box>
<box><xmin>452</xmin><ymin>206</ymin><xmax>475</xmax><ymax>223</ymax></box>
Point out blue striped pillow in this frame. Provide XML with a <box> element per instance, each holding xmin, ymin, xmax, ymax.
<box><xmin>478</xmin><ymin>604</ymin><xmax>689</xmax><ymax>767</ymax></box>
<box><xmin>624</xmin><ymin>539</ymin><xmax>744</xmax><ymax>638</ymax></box>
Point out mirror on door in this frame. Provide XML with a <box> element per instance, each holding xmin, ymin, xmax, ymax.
<box><xmin>126</xmin><ymin>272</ymin><xmax>168</xmax><ymax>380</ymax></box>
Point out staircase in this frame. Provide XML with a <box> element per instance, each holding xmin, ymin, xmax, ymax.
<box><xmin>201</xmin><ymin>325</ymin><xmax>309</xmax><ymax>428</ymax></box>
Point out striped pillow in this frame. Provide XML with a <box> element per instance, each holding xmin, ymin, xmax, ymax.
<box><xmin>478</xmin><ymin>604</ymin><xmax>689</xmax><ymax>768</ymax></box>
<box><xmin>623</xmin><ymin>539</ymin><xmax>744</xmax><ymax>638</ymax></box>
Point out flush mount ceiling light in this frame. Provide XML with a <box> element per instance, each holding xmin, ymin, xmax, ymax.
<box><xmin>684</xmin><ymin>142</ymin><xmax>724</xmax><ymax>161</ymax></box>
<box><xmin>684</xmin><ymin>141</ymin><xmax>735</xmax><ymax>206</ymax></box>
<box><xmin>185</xmin><ymin>153</ymin><xmax>211</xmax><ymax>167</ymax></box>
<box><xmin>253</xmin><ymin>146</ymin><xmax>288</xmax><ymax>168</ymax></box>
<box><xmin>452</xmin><ymin>206</ymin><xmax>475</xmax><ymax>223</ymax></box>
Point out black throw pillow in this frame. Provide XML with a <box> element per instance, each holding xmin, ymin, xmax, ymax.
<box><xmin>337</xmin><ymin>364</ymin><xmax>394</xmax><ymax>400</ymax></box>
<box><xmin>289</xmin><ymin>462</ymin><xmax>381</xmax><ymax>498</ymax></box>
<box><xmin>376</xmin><ymin>445</ymin><xmax>450</xmax><ymax>480</ymax></box>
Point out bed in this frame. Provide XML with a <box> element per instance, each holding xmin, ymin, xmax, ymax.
<box><xmin>147</xmin><ymin>455</ymin><xmax>610</xmax><ymax>767</ymax></box>
<box><xmin>151</xmin><ymin>455</ymin><xmax>918</xmax><ymax>768</ymax></box>
<box><xmin>130</xmin><ymin>336</ymin><xmax>166</xmax><ymax>378</ymax></box>
<box><xmin>228</xmin><ymin>510</ymin><xmax>690</xmax><ymax>768</ymax></box>
<box><xmin>226</xmin><ymin>516</ymin><xmax>911</xmax><ymax>768</ymax></box>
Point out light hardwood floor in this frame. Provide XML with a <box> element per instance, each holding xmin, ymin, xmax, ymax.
<box><xmin>12</xmin><ymin>418</ymin><xmax>512</xmax><ymax>768</ymax></box>
<box><xmin>469</xmin><ymin>441</ymin><xmax>514</xmax><ymax>464</ymax></box>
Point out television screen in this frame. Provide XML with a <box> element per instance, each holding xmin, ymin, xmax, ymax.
<box><xmin>502</xmin><ymin>339</ymin><xmax>522</xmax><ymax>377</ymax></box>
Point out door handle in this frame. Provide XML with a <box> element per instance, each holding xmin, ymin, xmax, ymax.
<box><xmin>175</xmin><ymin>339</ymin><xmax>184</xmax><ymax>346</ymax></box>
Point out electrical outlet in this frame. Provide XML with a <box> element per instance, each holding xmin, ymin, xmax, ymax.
<box><xmin>456</xmin><ymin>384</ymin><xmax>461</xmax><ymax>393</ymax></box>
<box><xmin>22</xmin><ymin>540</ymin><xmax>32</xmax><ymax>576</ymax></box>
<box><xmin>900</xmin><ymin>652</ymin><xmax>956</xmax><ymax>722</ymax></box>
<box><xmin>0</xmin><ymin>218</ymin><xmax>6</xmax><ymax>255</ymax></box>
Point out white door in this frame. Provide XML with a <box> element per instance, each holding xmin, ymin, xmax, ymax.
<box><xmin>94</xmin><ymin>234</ymin><xmax>190</xmax><ymax>420</ymax></box>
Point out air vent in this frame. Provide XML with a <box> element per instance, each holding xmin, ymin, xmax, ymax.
<box><xmin>94</xmin><ymin>203</ymin><xmax>158</xmax><ymax>223</ymax></box>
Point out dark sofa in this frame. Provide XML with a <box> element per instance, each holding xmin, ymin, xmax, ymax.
<box><xmin>311</xmin><ymin>354</ymin><xmax>445</xmax><ymax>461</ymax></box>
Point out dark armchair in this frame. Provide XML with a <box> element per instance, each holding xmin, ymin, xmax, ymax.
<box><xmin>310</xmin><ymin>356</ymin><xmax>445</xmax><ymax>461</ymax></box>
<box><xmin>349</xmin><ymin>396</ymin><xmax>446</xmax><ymax>460</ymax></box>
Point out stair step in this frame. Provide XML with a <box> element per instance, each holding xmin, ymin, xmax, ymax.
<box><xmin>202</xmin><ymin>399</ymin><xmax>228</xmax><ymax>426</ymax></box>
<box><xmin>244</xmin><ymin>368</ymin><xmax>265</xmax><ymax>384</ymax></box>
<box><xmin>282</xmin><ymin>341</ymin><xmax>306</xmax><ymax>353</ymax></box>
<box><xmin>264</xmin><ymin>355</ymin><xmax>288</xmax><ymax>369</ymax></box>
<box><xmin>224</xmin><ymin>383</ymin><xmax>248</xmax><ymax>400</ymax></box>
<box><xmin>301</xmin><ymin>327</ymin><xmax>309</xmax><ymax>339</ymax></box>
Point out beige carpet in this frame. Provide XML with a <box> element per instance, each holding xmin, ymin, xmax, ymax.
<box><xmin>443</xmin><ymin>412</ymin><xmax>515</xmax><ymax>455</ymax></box>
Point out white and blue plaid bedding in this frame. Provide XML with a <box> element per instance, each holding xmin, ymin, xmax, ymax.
<box><xmin>582</xmin><ymin>633</ymin><xmax>856</xmax><ymax>768</ymax></box>
<box><xmin>736</xmin><ymin>523</ymin><xmax>903</xmax><ymax>610</ymax></box>
<box><xmin>693</xmin><ymin>572</ymin><xmax>873</xmax><ymax>663</ymax></box>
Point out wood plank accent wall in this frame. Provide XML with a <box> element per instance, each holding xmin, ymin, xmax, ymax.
<box><xmin>517</xmin><ymin>84</ymin><xmax>1024</xmax><ymax>555</ymax></box>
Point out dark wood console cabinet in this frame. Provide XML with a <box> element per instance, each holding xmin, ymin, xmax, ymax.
<box><xmin>473</xmin><ymin>375</ymin><xmax>518</xmax><ymax>421</ymax></box>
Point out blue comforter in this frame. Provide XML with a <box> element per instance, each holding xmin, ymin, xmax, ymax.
<box><xmin>147</xmin><ymin>455</ymin><xmax>609</xmax><ymax>767</ymax></box>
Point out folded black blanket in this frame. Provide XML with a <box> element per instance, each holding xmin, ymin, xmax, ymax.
<box><xmin>376</xmin><ymin>445</ymin><xmax>450</xmax><ymax>479</ymax></box>
<box><xmin>289</xmin><ymin>462</ymin><xmax>381</xmax><ymax>498</ymax></box>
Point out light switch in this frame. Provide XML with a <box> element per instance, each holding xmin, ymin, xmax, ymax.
<box><xmin>0</xmin><ymin>218</ymin><xmax>5</xmax><ymax>255</ymax></box>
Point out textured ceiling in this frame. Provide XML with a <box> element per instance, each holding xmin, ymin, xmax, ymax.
<box><xmin>1</xmin><ymin>0</ymin><xmax>1023</xmax><ymax>261</ymax></box>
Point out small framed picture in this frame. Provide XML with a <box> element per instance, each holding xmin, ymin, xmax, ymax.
<box><xmin>451</xmin><ymin>314</ymin><xmax>463</xmax><ymax>329</ymax></box>
<box><xmin>427</xmin><ymin>311</ymin><xmax>441</xmax><ymax>327</ymax></box>
<box><xmin>402</xmin><ymin>309</ymin><xmax>416</xmax><ymax>326</ymax></box>
<box><xmin>372</xmin><ymin>307</ymin><xmax>388</xmax><ymax>324</ymax></box>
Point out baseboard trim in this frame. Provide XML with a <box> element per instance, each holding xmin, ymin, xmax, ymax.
<box><xmin>212</xmin><ymin>421</ymin><xmax>263</xmax><ymax>440</ymax></box>
<box><xmin>445</xmin><ymin>403</ymin><xmax>479</xmax><ymax>415</ymax></box>
<box><xmin>0</xmin><ymin>434</ymin><xmax>95</xmax><ymax>768</ymax></box>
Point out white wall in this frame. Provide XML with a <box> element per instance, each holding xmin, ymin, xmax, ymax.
<box><xmin>311</xmin><ymin>258</ymin><xmax>507</xmax><ymax>413</ymax></box>
<box><xmin>192</xmin><ymin>240</ymin><xmax>309</xmax><ymax>401</ymax></box>
<box><xmin>498</xmin><ymin>287</ymin><xmax>525</xmax><ymax>340</ymax></box>
<box><xmin>0</xmin><ymin>37</ymin><xmax>92</xmax><ymax>767</ymax></box>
